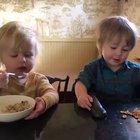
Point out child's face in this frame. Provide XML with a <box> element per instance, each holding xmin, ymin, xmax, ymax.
<box><xmin>1</xmin><ymin>38</ymin><xmax>37</xmax><ymax>75</ymax></box>
<box><xmin>101</xmin><ymin>36</ymin><xmax>131</xmax><ymax>71</ymax></box>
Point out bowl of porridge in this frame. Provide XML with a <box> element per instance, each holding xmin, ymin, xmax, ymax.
<box><xmin>0</xmin><ymin>95</ymin><xmax>35</xmax><ymax>122</ymax></box>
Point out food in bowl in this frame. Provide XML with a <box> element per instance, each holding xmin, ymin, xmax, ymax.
<box><xmin>0</xmin><ymin>95</ymin><xmax>35</xmax><ymax>122</ymax></box>
<box><xmin>2</xmin><ymin>100</ymin><xmax>31</xmax><ymax>113</ymax></box>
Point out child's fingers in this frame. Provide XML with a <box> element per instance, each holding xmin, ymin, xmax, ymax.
<box><xmin>25</xmin><ymin>104</ymin><xmax>41</xmax><ymax>120</ymax></box>
<box><xmin>0</xmin><ymin>71</ymin><xmax>6</xmax><ymax>77</ymax></box>
<box><xmin>87</xmin><ymin>95</ymin><xmax>93</xmax><ymax>102</ymax></box>
<box><xmin>84</xmin><ymin>104</ymin><xmax>91</xmax><ymax>111</ymax></box>
<box><xmin>85</xmin><ymin>100</ymin><xmax>92</xmax><ymax>111</ymax></box>
<box><xmin>80</xmin><ymin>102</ymin><xmax>91</xmax><ymax>111</ymax></box>
<box><xmin>81</xmin><ymin>95</ymin><xmax>93</xmax><ymax>110</ymax></box>
<box><xmin>25</xmin><ymin>110</ymin><xmax>39</xmax><ymax>120</ymax></box>
<box><xmin>25</xmin><ymin>97</ymin><xmax>46</xmax><ymax>120</ymax></box>
<box><xmin>77</xmin><ymin>97</ymin><xmax>92</xmax><ymax>111</ymax></box>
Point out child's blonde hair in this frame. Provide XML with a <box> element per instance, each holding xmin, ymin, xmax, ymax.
<box><xmin>96</xmin><ymin>16</ymin><xmax>137</xmax><ymax>53</ymax></box>
<box><xmin>0</xmin><ymin>21</ymin><xmax>38</xmax><ymax>56</ymax></box>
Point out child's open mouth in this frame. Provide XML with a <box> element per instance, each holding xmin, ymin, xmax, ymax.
<box><xmin>113</xmin><ymin>58</ymin><xmax>120</xmax><ymax>63</ymax></box>
<box><xmin>17</xmin><ymin>66</ymin><xmax>27</xmax><ymax>72</ymax></box>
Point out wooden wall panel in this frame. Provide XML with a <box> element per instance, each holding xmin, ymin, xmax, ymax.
<box><xmin>34</xmin><ymin>39</ymin><xmax>98</xmax><ymax>75</ymax></box>
<box><xmin>33</xmin><ymin>39</ymin><xmax>98</xmax><ymax>90</ymax></box>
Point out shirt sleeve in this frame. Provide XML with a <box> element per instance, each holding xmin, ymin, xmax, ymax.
<box><xmin>78</xmin><ymin>62</ymin><xmax>97</xmax><ymax>91</ymax></box>
<box><xmin>36</xmin><ymin>75</ymin><xmax>59</xmax><ymax>109</ymax></box>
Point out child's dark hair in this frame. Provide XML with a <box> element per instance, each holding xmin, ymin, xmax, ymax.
<box><xmin>96</xmin><ymin>16</ymin><xmax>137</xmax><ymax>51</ymax></box>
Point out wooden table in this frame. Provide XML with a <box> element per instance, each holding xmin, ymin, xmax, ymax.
<box><xmin>0</xmin><ymin>102</ymin><xmax>140</xmax><ymax>140</ymax></box>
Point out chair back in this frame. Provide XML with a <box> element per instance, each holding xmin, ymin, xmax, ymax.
<box><xmin>46</xmin><ymin>75</ymin><xmax>70</xmax><ymax>93</ymax></box>
<box><xmin>47</xmin><ymin>75</ymin><xmax>77</xmax><ymax>103</ymax></box>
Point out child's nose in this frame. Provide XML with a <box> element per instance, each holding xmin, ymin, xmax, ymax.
<box><xmin>18</xmin><ymin>55</ymin><xmax>26</xmax><ymax>63</ymax></box>
<box><xmin>115</xmin><ymin>48</ymin><xmax>122</xmax><ymax>56</ymax></box>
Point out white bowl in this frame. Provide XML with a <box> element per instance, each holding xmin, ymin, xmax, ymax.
<box><xmin>0</xmin><ymin>95</ymin><xmax>35</xmax><ymax>122</ymax></box>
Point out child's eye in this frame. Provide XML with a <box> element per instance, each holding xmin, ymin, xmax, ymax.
<box><xmin>122</xmin><ymin>47</ymin><xmax>130</xmax><ymax>52</ymax></box>
<box><xmin>24</xmin><ymin>53</ymin><xmax>33</xmax><ymax>58</ymax></box>
<box><xmin>110</xmin><ymin>45</ymin><xmax>117</xmax><ymax>49</ymax></box>
<box><xmin>11</xmin><ymin>54</ymin><xmax>18</xmax><ymax>57</ymax></box>
<box><xmin>122</xmin><ymin>49</ymin><xmax>129</xmax><ymax>52</ymax></box>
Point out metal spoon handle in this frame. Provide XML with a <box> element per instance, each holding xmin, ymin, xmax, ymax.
<box><xmin>7</xmin><ymin>73</ymin><xmax>25</xmax><ymax>79</ymax></box>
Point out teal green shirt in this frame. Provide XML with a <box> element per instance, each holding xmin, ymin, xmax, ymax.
<box><xmin>78</xmin><ymin>57</ymin><xmax>140</xmax><ymax>101</ymax></box>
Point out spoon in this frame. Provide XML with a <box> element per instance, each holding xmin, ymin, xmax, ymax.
<box><xmin>7</xmin><ymin>72</ymin><xmax>26</xmax><ymax>79</ymax></box>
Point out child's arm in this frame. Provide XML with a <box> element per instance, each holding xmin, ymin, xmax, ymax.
<box><xmin>25</xmin><ymin>87</ymin><xmax>58</xmax><ymax>120</ymax></box>
<box><xmin>25</xmin><ymin>75</ymin><xmax>59</xmax><ymax>120</ymax></box>
<box><xmin>75</xmin><ymin>81</ymin><xmax>93</xmax><ymax>111</ymax></box>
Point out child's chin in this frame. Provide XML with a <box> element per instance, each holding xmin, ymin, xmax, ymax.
<box><xmin>111</xmin><ymin>60</ymin><xmax>121</xmax><ymax>65</ymax></box>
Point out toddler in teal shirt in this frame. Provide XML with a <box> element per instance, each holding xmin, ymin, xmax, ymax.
<box><xmin>75</xmin><ymin>16</ymin><xmax>140</xmax><ymax>111</ymax></box>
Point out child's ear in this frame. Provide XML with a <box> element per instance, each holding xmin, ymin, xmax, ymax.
<box><xmin>96</xmin><ymin>41</ymin><xmax>102</xmax><ymax>57</ymax></box>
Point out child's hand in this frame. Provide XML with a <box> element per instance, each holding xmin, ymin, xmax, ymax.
<box><xmin>25</xmin><ymin>97</ymin><xmax>46</xmax><ymax>120</ymax></box>
<box><xmin>0</xmin><ymin>71</ymin><xmax>9</xmax><ymax>88</ymax></box>
<box><xmin>77</xmin><ymin>94</ymin><xmax>93</xmax><ymax>111</ymax></box>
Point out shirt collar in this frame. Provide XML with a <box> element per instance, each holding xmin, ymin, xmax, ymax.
<box><xmin>99</xmin><ymin>56</ymin><xmax>131</xmax><ymax>71</ymax></box>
